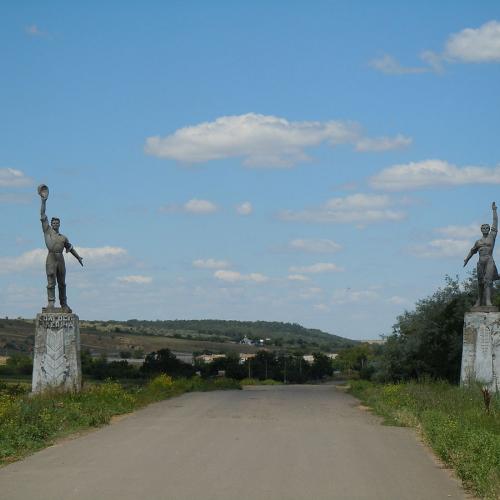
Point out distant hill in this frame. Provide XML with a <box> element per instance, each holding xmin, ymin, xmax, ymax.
<box><xmin>99</xmin><ymin>319</ymin><xmax>357</xmax><ymax>350</ymax></box>
<box><xmin>0</xmin><ymin>317</ymin><xmax>357</xmax><ymax>357</ymax></box>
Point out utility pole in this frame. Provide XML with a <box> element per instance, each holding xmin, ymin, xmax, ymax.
<box><xmin>283</xmin><ymin>354</ymin><xmax>287</xmax><ymax>384</ymax></box>
<box><xmin>248</xmin><ymin>357</ymin><xmax>251</xmax><ymax>379</ymax></box>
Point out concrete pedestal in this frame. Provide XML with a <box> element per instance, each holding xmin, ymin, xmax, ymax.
<box><xmin>461</xmin><ymin>311</ymin><xmax>500</xmax><ymax>391</ymax></box>
<box><xmin>32</xmin><ymin>311</ymin><xmax>81</xmax><ymax>393</ymax></box>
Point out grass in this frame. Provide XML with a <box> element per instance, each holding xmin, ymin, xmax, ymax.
<box><xmin>240</xmin><ymin>378</ymin><xmax>283</xmax><ymax>386</ymax></box>
<box><xmin>0</xmin><ymin>375</ymin><xmax>240</xmax><ymax>466</ymax></box>
<box><xmin>348</xmin><ymin>380</ymin><xmax>500</xmax><ymax>499</ymax></box>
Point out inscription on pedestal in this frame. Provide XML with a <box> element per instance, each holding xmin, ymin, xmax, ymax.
<box><xmin>461</xmin><ymin>311</ymin><xmax>500</xmax><ymax>392</ymax></box>
<box><xmin>39</xmin><ymin>313</ymin><xmax>75</xmax><ymax>329</ymax></box>
<box><xmin>32</xmin><ymin>312</ymin><xmax>81</xmax><ymax>393</ymax></box>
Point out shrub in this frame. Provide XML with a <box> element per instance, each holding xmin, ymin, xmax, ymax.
<box><xmin>141</xmin><ymin>348</ymin><xmax>195</xmax><ymax>378</ymax></box>
<box><xmin>148</xmin><ymin>374</ymin><xmax>174</xmax><ymax>393</ymax></box>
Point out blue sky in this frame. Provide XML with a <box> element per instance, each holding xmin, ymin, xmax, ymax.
<box><xmin>1</xmin><ymin>1</ymin><xmax>500</xmax><ymax>340</ymax></box>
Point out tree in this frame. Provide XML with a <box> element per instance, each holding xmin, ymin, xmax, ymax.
<box><xmin>310</xmin><ymin>352</ymin><xmax>332</xmax><ymax>379</ymax></box>
<box><xmin>374</xmin><ymin>275</ymin><xmax>477</xmax><ymax>383</ymax></box>
<box><xmin>141</xmin><ymin>348</ymin><xmax>195</xmax><ymax>378</ymax></box>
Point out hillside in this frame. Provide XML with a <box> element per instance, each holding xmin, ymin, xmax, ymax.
<box><xmin>86</xmin><ymin>319</ymin><xmax>356</xmax><ymax>350</ymax></box>
<box><xmin>0</xmin><ymin>317</ymin><xmax>356</xmax><ymax>357</ymax></box>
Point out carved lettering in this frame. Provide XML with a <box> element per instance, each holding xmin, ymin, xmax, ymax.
<box><xmin>39</xmin><ymin>314</ymin><xmax>74</xmax><ymax>330</ymax></box>
<box><xmin>478</xmin><ymin>324</ymin><xmax>491</xmax><ymax>356</ymax></box>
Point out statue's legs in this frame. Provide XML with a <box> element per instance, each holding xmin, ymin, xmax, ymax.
<box><xmin>55</xmin><ymin>256</ymin><xmax>71</xmax><ymax>312</ymax></box>
<box><xmin>485</xmin><ymin>284</ymin><xmax>493</xmax><ymax>306</ymax></box>
<box><xmin>475</xmin><ymin>280</ymin><xmax>483</xmax><ymax>307</ymax></box>
<box><xmin>484</xmin><ymin>259</ymin><xmax>496</xmax><ymax>306</ymax></box>
<box><xmin>475</xmin><ymin>261</ymin><xmax>482</xmax><ymax>306</ymax></box>
<box><xmin>46</xmin><ymin>253</ymin><xmax>57</xmax><ymax>309</ymax></box>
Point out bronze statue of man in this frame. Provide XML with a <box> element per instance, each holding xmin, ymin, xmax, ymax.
<box><xmin>464</xmin><ymin>202</ymin><xmax>498</xmax><ymax>307</ymax></box>
<box><xmin>38</xmin><ymin>185</ymin><xmax>83</xmax><ymax>312</ymax></box>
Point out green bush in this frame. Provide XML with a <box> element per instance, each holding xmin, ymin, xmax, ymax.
<box><xmin>0</xmin><ymin>354</ymin><xmax>33</xmax><ymax>376</ymax></box>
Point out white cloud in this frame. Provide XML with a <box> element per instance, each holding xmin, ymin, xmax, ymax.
<box><xmin>288</xmin><ymin>274</ymin><xmax>310</xmax><ymax>281</ymax></box>
<box><xmin>184</xmin><ymin>199</ymin><xmax>217</xmax><ymax>214</ymax></box>
<box><xmin>192</xmin><ymin>258</ymin><xmax>230</xmax><ymax>269</ymax></box>
<box><xmin>410</xmin><ymin>238</ymin><xmax>471</xmax><ymax>259</ymax></box>
<box><xmin>117</xmin><ymin>275</ymin><xmax>153</xmax><ymax>284</ymax></box>
<box><xmin>0</xmin><ymin>168</ymin><xmax>33</xmax><ymax>188</ymax></box>
<box><xmin>214</xmin><ymin>269</ymin><xmax>269</xmax><ymax>283</ymax></box>
<box><xmin>420</xmin><ymin>50</ymin><xmax>445</xmax><ymax>73</ymax></box>
<box><xmin>371</xmin><ymin>20</ymin><xmax>500</xmax><ymax>74</ymax></box>
<box><xmin>289</xmin><ymin>262</ymin><xmax>343</xmax><ymax>274</ymax></box>
<box><xmin>332</xmin><ymin>289</ymin><xmax>379</xmax><ymax>304</ymax></box>
<box><xmin>145</xmin><ymin>113</ymin><xmax>358</xmax><ymax>167</ymax></box>
<box><xmin>279</xmin><ymin>193</ymin><xmax>405</xmax><ymax>224</ymax></box>
<box><xmin>289</xmin><ymin>238</ymin><xmax>341</xmax><ymax>253</ymax></box>
<box><xmin>369</xmin><ymin>54</ymin><xmax>429</xmax><ymax>74</ymax></box>
<box><xmin>355</xmin><ymin>134</ymin><xmax>412</xmax><ymax>152</ymax></box>
<box><xmin>160</xmin><ymin>199</ymin><xmax>218</xmax><ymax>214</ymax></box>
<box><xmin>145</xmin><ymin>113</ymin><xmax>408</xmax><ymax>167</ymax></box>
<box><xmin>371</xmin><ymin>160</ymin><xmax>500</xmax><ymax>191</ymax></box>
<box><xmin>436</xmin><ymin>224</ymin><xmax>480</xmax><ymax>239</ymax></box>
<box><xmin>78</xmin><ymin>246</ymin><xmax>127</xmax><ymax>261</ymax></box>
<box><xmin>410</xmin><ymin>223</ymin><xmax>483</xmax><ymax>259</ymax></box>
<box><xmin>0</xmin><ymin>249</ymin><xmax>45</xmax><ymax>273</ymax></box>
<box><xmin>236</xmin><ymin>201</ymin><xmax>253</xmax><ymax>215</ymax></box>
<box><xmin>0</xmin><ymin>246</ymin><xmax>127</xmax><ymax>273</ymax></box>
<box><xmin>445</xmin><ymin>20</ymin><xmax>500</xmax><ymax>63</ymax></box>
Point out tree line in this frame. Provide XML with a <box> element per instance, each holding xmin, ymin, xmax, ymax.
<box><xmin>79</xmin><ymin>348</ymin><xmax>335</xmax><ymax>383</ymax></box>
<box><xmin>335</xmin><ymin>274</ymin><xmax>491</xmax><ymax>384</ymax></box>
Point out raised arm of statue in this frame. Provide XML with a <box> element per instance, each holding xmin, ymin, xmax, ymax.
<box><xmin>492</xmin><ymin>202</ymin><xmax>497</xmax><ymax>237</ymax></box>
<box><xmin>38</xmin><ymin>184</ymin><xmax>50</xmax><ymax>232</ymax></box>
<box><xmin>40</xmin><ymin>198</ymin><xmax>49</xmax><ymax>232</ymax></box>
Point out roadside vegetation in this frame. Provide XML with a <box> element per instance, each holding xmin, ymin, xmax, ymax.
<box><xmin>0</xmin><ymin>375</ymin><xmax>240</xmax><ymax>466</ymax></box>
<box><xmin>240</xmin><ymin>378</ymin><xmax>283</xmax><ymax>386</ymax></box>
<box><xmin>333</xmin><ymin>274</ymin><xmax>500</xmax><ymax>499</ymax></box>
<box><xmin>349</xmin><ymin>380</ymin><xmax>499</xmax><ymax>499</ymax></box>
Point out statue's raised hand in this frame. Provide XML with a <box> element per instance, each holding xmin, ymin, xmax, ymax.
<box><xmin>493</xmin><ymin>202</ymin><xmax>497</xmax><ymax>211</ymax></box>
<box><xmin>37</xmin><ymin>184</ymin><xmax>49</xmax><ymax>201</ymax></box>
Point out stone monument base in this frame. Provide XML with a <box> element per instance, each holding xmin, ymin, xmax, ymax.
<box><xmin>32</xmin><ymin>311</ymin><xmax>82</xmax><ymax>393</ymax></box>
<box><xmin>461</xmin><ymin>311</ymin><xmax>500</xmax><ymax>392</ymax></box>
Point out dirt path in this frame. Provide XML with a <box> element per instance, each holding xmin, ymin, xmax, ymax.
<box><xmin>0</xmin><ymin>384</ymin><xmax>467</xmax><ymax>499</ymax></box>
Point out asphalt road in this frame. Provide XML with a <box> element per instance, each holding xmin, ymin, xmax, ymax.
<box><xmin>0</xmin><ymin>384</ymin><xmax>467</xmax><ymax>500</ymax></box>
